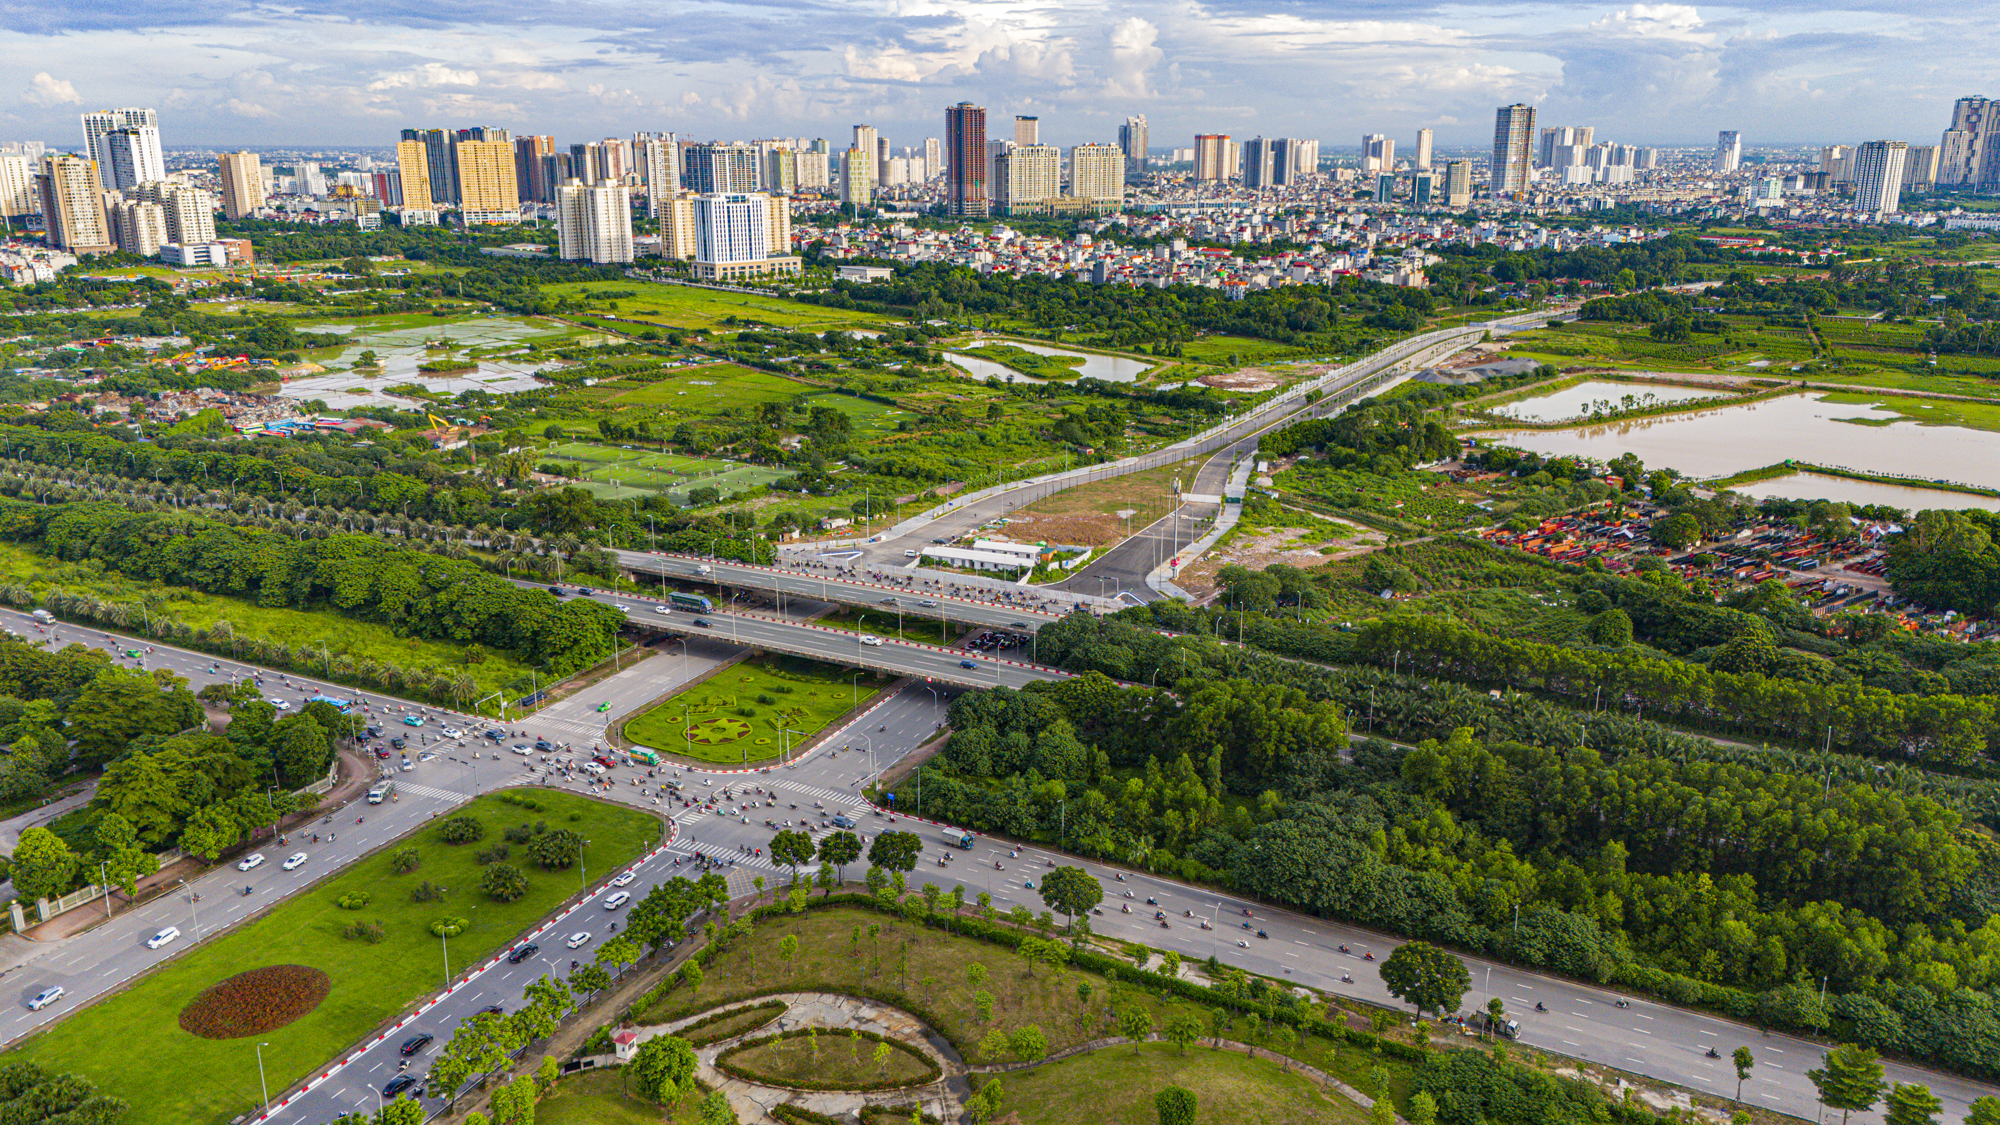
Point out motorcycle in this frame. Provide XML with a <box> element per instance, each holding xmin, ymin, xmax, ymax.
<box><xmin>1340</xmin><ymin>973</ymin><xmax>1353</xmax><ymax>983</ymax></box>
<box><xmin>1237</xmin><ymin>940</ymin><xmax>1249</xmax><ymax>948</ymax></box>
<box><xmin>1535</xmin><ymin>1002</ymin><xmax>1547</xmax><ymax>1013</ymax></box>
<box><xmin>1706</xmin><ymin>1048</ymin><xmax>1720</xmax><ymax>1059</ymax></box>
<box><xmin>1614</xmin><ymin>1000</ymin><xmax>1630</xmax><ymax>1009</ymax></box>
<box><xmin>1121</xmin><ymin>904</ymin><xmax>1130</xmax><ymax>914</ymax></box>
<box><xmin>1158</xmin><ymin>920</ymin><xmax>1168</xmax><ymax>929</ymax></box>
<box><xmin>1338</xmin><ymin>945</ymin><xmax>1350</xmax><ymax>954</ymax></box>
<box><xmin>1256</xmin><ymin>931</ymin><xmax>1267</xmax><ymax>939</ymax></box>
<box><xmin>1363</xmin><ymin>952</ymin><xmax>1375</xmax><ymax>961</ymax></box>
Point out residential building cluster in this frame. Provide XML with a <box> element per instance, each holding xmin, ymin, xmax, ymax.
<box><xmin>799</xmin><ymin>207</ymin><xmax>1667</xmax><ymax>296</ymax></box>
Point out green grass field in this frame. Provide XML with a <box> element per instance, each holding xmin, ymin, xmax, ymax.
<box><xmin>1179</xmin><ymin>335</ymin><xmax>1310</xmax><ymax>366</ymax></box>
<box><xmin>993</xmin><ymin>1041</ymin><xmax>1367</xmax><ymax>1125</ymax></box>
<box><xmin>1</xmin><ymin>543</ymin><xmax>539</xmax><ymax>707</ymax></box>
<box><xmin>542</xmin><ymin>281</ymin><xmax>890</xmax><ymax>333</ymax></box>
<box><xmin>597</xmin><ymin>363</ymin><xmax>808</xmax><ymax>411</ymax></box>
<box><xmin>536</xmin><ymin>1067</ymin><xmax>698</xmax><ymax>1124</ymax></box>
<box><xmin>1819</xmin><ymin>391</ymin><xmax>2000</xmax><ymax>433</ymax></box>
<box><xmin>10</xmin><ymin>791</ymin><xmax>661</xmax><ymax>1125</ymax></box>
<box><xmin>620</xmin><ymin>656</ymin><xmax>885</xmax><ymax>765</ymax></box>
<box><xmin>542</xmin><ymin>440</ymin><xmax>789</xmax><ymax>504</ymax></box>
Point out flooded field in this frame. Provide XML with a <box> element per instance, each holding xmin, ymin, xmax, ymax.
<box><xmin>948</xmin><ymin>340</ymin><xmax>1152</xmax><ymax>383</ymax></box>
<box><xmin>286</xmin><ymin>315</ymin><xmax>572</xmax><ymax>408</ymax></box>
<box><xmin>1486</xmin><ymin>380</ymin><xmax>1730</xmax><ymax>423</ymax></box>
<box><xmin>1729</xmin><ymin>472</ymin><xmax>2000</xmax><ymax>512</ymax></box>
<box><xmin>1477</xmin><ymin>392</ymin><xmax>2000</xmax><ymax>493</ymax></box>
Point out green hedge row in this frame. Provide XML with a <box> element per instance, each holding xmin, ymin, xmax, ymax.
<box><xmin>678</xmin><ymin>999</ymin><xmax>788</xmax><ymax>1048</ymax></box>
<box><xmin>860</xmin><ymin>1105</ymin><xmax>941</xmax><ymax>1125</ymax></box>
<box><xmin>714</xmin><ymin>1027</ymin><xmax>940</xmax><ymax>1092</ymax></box>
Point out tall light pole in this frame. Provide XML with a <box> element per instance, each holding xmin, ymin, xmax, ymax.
<box><xmin>99</xmin><ymin>861</ymin><xmax>112</xmax><ymax>919</ymax></box>
<box><xmin>255</xmin><ymin>1041</ymin><xmax>271</xmax><ymax>1110</ymax></box>
<box><xmin>441</xmin><ymin>927</ymin><xmax>451</xmax><ymax>986</ymax></box>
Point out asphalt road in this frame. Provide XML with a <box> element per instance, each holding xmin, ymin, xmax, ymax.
<box><xmin>553</xmin><ymin>587</ymin><xmax>1069</xmax><ymax>691</ymax></box>
<box><xmin>5</xmin><ymin>608</ymin><xmax>1992</xmax><ymax>1124</ymax></box>
<box><xmin>611</xmin><ymin>553</ymin><xmax>1091</xmax><ymax>626</ymax></box>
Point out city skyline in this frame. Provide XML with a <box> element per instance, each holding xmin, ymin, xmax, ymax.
<box><xmin>1</xmin><ymin>1</ymin><xmax>1984</xmax><ymax>150</ymax></box>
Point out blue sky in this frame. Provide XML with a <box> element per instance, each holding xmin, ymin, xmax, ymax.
<box><xmin>0</xmin><ymin>0</ymin><xmax>1978</xmax><ymax>152</ymax></box>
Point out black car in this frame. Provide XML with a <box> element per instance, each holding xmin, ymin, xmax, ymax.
<box><xmin>363</xmin><ymin>726</ymin><xmax>381</xmax><ymax>739</ymax></box>
<box><xmin>549</xmin><ymin>585</ymin><xmax>566</xmax><ymax>595</ymax></box>
<box><xmin>390</xmin><ymin>736</ymin><xmax>407</xmax><ymax>750</ymax></box>
<box><xmin>506</xmin><ymin>942</ymin><xmax>539</xmax><ymax>964</ymax></box>
<box><xmin>693</xmin><ymin>619</ymin><xmax>712</xmax><ymax>628</ymax></box>
<box><xmin>535</xmin><ymin>739</ymin><xmax>554</xmax><ymax>752</ymax></box>
<box><xmin>476</xmin><ymin>1004</ymin><xmax>505</xmax><ymax>1017</ymax></box>
<box><xmin>383</xmin><ymin>1075</ymin><xmax>417</xmax><ymax>1098</ymax></box>
<box><xmin>400</xmin><ymin>1032</ymin><xmax>434</xmax><ymax>1056</ymax></box>
<box><xmin>485</xmin><ymin>729</ymin><xmax>506</xmax><ymax>741</ymax></box>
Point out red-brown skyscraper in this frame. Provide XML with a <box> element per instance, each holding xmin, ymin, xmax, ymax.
<box><xmin>945</xmin><ymin>102</ymin><xmax>987</xmax><ymax>217</ymax></box>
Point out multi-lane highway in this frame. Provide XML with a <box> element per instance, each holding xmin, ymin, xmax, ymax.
<box><xmin>5</xmin><ymin>603</ymin><xmax>1992</xmax><ymax>1125</ymax></box>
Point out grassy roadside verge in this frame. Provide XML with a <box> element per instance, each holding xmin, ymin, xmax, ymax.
<box><xmin>619</xmin><ymin>655</ymin><xmax>888</xmax><ymax>765</ymax></box>
<box><xmin>9</xmin><ymin>791</ymin><xmax>661</xmax><ymax>1125</ymax></box>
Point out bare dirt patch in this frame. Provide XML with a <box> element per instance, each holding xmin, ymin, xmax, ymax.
<box><xmin>178</xmin><ymin>965</ymin><xmax>332</xmax><ymax>1039</ymax></box>
<box><xmin>1198</xmin><ymin>368</ymin><xmax>1282</xmax><ymax>392</ymax></box>
<box><xmin>1176</xmin><ymin>521</ymin><xmax>1386</xmax><ymax>600</ymax></box>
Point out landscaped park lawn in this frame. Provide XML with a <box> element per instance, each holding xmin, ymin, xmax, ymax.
<box><xmin>541</xmin><ymin>280</ymin><xmax>890</xmax><ymax>333</ymax></box>
<box><xmin>0</xmin><ymin>542</ymin><xmax>540</xmax><ymax>707</ymax></box>
<box><xmin>992</xmin><ymin>1040</ymin><xmax>1368</xmax><ymax>1125</ymax></box>
<box><xmin>10</xmin><ymin>791</ymin><xmax>661</xmax><ymax>1125</ymax></box>
<box><xmin>537</xmin><ymin>1067</ymin><xmax>700</xmax><ymax>1125</ymax></box>
<box><xmin>631</xmin><ymin>902</ymin><xmax>1431</xmax><ymax>1115</ymax></box>
<box><xmin>721</xmin><ymin>1031</ymin><xmax>933</xmax><ymax>1087</ymax></box>
<box><xmin>620</xmin><ymin>656</ymin><xmax>886</xmax><ymax>765</ymax></box>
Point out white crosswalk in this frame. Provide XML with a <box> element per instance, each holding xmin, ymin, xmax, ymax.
<box><xmin>394</xmin><ymin>782</ymin><xmax>470</xmax><ymax>802</ymax></box>
<box><xmin>774</xmin><ymin>780</ymin><xmax>864</xmax><ymax>806</ymax></box>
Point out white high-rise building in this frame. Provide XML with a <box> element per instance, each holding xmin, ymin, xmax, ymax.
<box><xmin>993</xmin><ymin>144</ymin><xmax>1059</xmax><ymax>213</ymax></box>
<box><xmin>99</xmin><ymin>128</ymin><xmax>165</xmax><ymax>194</ymax></box>
<box><xmin>923</xmin><ymin>138</ymin><xmax>941</xmax><ymax>180</ymax></box>
<box><xmin>556</xmin><ymin>179</ymin><xmax>634</xmax><ymax>264</ymax></box>
<box><xmin>796</xmin><ymin>150</ymin><xmax>829</xmax><ymax>189</ymax></box>
<box><xmin>1193</xmin><ymin>134</ymin><xmax>1230</xmax><ymax>182</ymax></box>
<box><xmin>634</xmin><ymin>134</ymin><xmax>680</xmax><ymax>218</ymax></box>
<box><xmin>1290</xmin><ymin>139</ymin><xmax>1320</xmax><ymax>177</ymax></box>
<box><xmin>0</xmin><ymin>154</ymin><xmax>35</xmax><ymax>218</ymax></box>
<box><xmin>112</xmin><ymin>199</ymin><xmax>167</xmax><ymax>256</ymax></box>
<box><xmin>1119</xmin><ymin>116</ymin><xmax>1148</xmax><ymax>179</ymax></box>
<box><xmin>297</xmin><ymin>161</ymin><xmax>329</xmax><ymax>197</ymax></box>
<box><xmin>83</xmin><ymin>108</ymin><xmax>164</xmax><ymax>190</ymax></box>
<box><xmin>1715</xmin><ymin>131</ymin><xmax>1742</xmax><ymax>173</ymax></box>
<box><xmin>1414</xmin><ymin>128</ymin><xmax>1434</xmax><ymax>171</ymax></box>
<box><xmin>1013</xmin><ymin>117</ymin><xmax>1039</xmax><ymax>146</ymax></box>
<box><xmin>1851</xmin><ymin>141</ymin><xmax>1909</xmax><ymax>216</ymax></box>
<box><xmin>1491</xmin><ymin>104</ymin><xmax>1536</xmax><ymax>197</ymax></box>
<box><xmin>1361</xmin><ymin>134</ymin><xmax>1395</xmax><ymax>172</ymax></box>
<box><xmin>690</xmin><ymin>192</ymin><xmax>799</xmax><ymax>281</ymax></box>
<box><xmin>840</xmin><ymin>148</ymin><xmax>873</xmax><ymax>207</ymax></box>
<box><xmin>1069</xmin><ymin>143</ymin><xmax>1124</xmax><ymax>204</ymax></box>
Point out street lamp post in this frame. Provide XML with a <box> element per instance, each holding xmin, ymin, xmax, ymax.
<box><xmin>99</xmin><ymin>861</ymin><xmax>112</xmax><ymax>920</ymax></box>
<box><xmin>255</xmin><ymin>1041</ymin><xmax>271</xmax><ymax>1110</ymax></box>
<box><xmin>441</xmin><ymin>927</ymin><xmax>451</xmax><ymax>987</ymax></box>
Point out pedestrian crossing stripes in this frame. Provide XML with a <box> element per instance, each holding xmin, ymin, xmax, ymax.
<box><xmin>395</xmin><ymin>782</ymin><xmax>470</xmax><ymax>802</ymax></box>
<box><xmin>775</xmin><ymin>780</ymin><xmax>862</xmax><ymax>806</ymax></box>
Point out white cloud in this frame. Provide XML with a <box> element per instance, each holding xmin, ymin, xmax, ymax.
<box><xmin>366</xmin><ymin>62</ymin><xmax>480</xmax><ymax>92</ymax></box>
<box><xmin>225</xmin><ymin>98</ymin><xmax>275</xmax><ymax>118</ymax></box>
<box><xmin>24</xmin><ymin>72</ymin><xmax>80</xmax><ymax>107</ymax></box>
<box><xmin>1104</xmin><ymin>17</ymin><xmax>1161</xmax><ymax>97</ymax></box>
<box><xmin>1587</xmin><ymin>4</ymin><xmax>1717</xmax><ymax>45</ymax></box>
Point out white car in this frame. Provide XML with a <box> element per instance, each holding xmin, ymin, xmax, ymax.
<box><xmin>860</xmin><ymin>635</ymin><xmax>883</xmax><ymax>647</ymax></box>
<box><xmin>565</xmin><ymin>931</ymin><xmax>592</xmax><ymax>949</ymax></box>
<box><xmin>603</xmin><ymin>891</ymin><xmax>630</xmax><ymax>911</ymax></box>
<box><xmin>27</xmin><ymin>986</ymin><xmax>63</xmax><ymax>1011</ymax></box>
<box><xmin>237</xmin><ymin>853</ymin><xmax>266</xmax><ymax>871</ymax></box>
<box><xmin>440</xmin><ymin>726</ymin><xmax>462</xmax><ymax>739</ymax></box>
<box><xmin>654</xmin><ymin>605</ymin><xmax>672</xmax><ymax>615</ymax></box>
<box><xmin>614</xmin><ymin>604</ymin><xmax>631</xmax><ymax>613</ymax></box>
<box><xmin>282</xmin><ymin>852</ymin><xmax>309</xmax><ymax>871</ymax></box>
<box><xmin>610</xmin><ymin>871</ymin><xmax>637</xmax><ymax>887</ymax></box>
<box><xmin>511</xmin><ymin>744</ymin><xmax>534</xmax><ymax>755</ymax></box>
<box><xmin>267</xmin><ymin>698</ymin><xmax>290</xmax><ymax>710</ymax></box>
<box><xmin>582</xmin><ymin>761</ymin><xmax>606</xmax><ymax>776</ymax></box>
<box><xmin>146</xmin><ymin>926</ymin><xmax>181</xmax><ymax>950</ymax></box>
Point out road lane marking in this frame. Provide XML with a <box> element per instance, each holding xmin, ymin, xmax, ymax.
<box><xmin>1634</xmin><ymin>1013</ymin><xmax>1653</xmax><ymax>1020</ymax></box>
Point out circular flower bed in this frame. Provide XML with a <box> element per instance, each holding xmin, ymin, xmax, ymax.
<box><xmin>179</xmin><ymin>965</ymin><xmax>332</xmax><ymax>1039</ymax></box>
